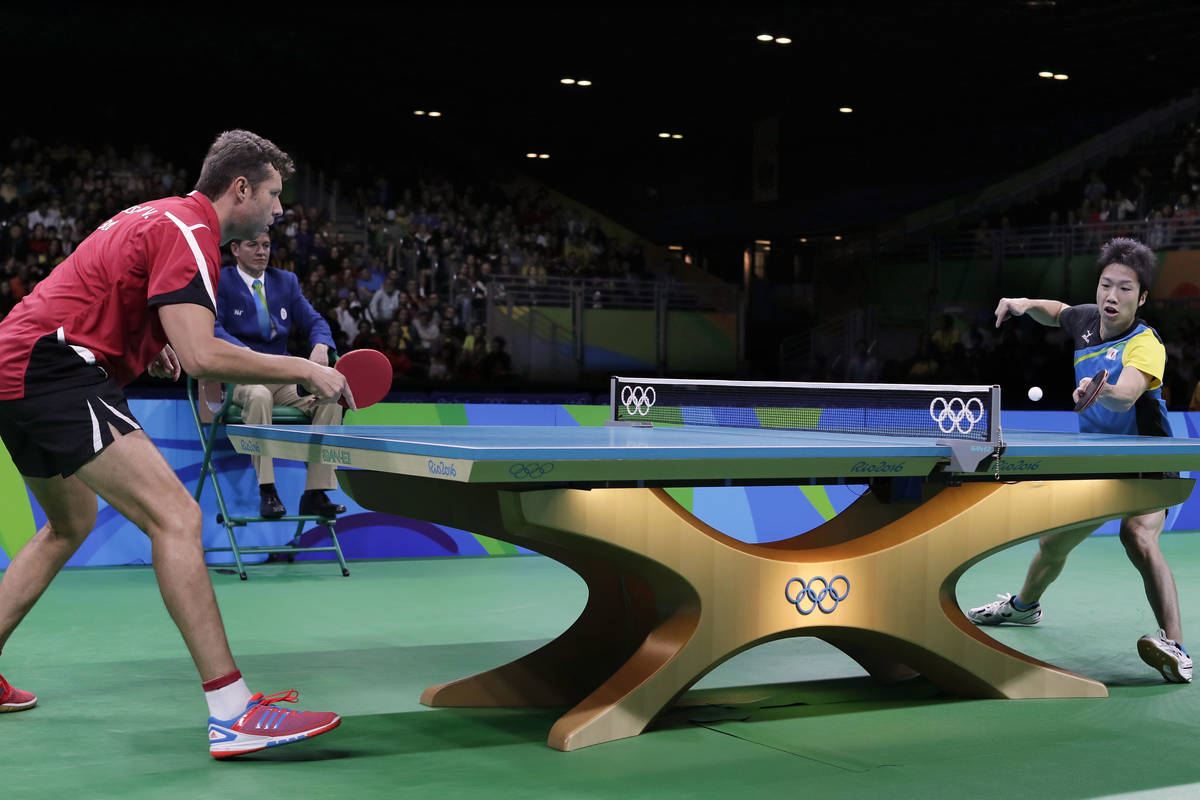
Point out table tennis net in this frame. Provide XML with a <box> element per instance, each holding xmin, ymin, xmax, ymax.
<box><xmin>610</xmin><ymin>377</ymin><xmax>999</xmax><ymax>442</ymax></box>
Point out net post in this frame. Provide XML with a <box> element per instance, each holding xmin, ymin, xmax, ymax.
<box><xmin>989</xmin><ymin>385</ymin><xmax>1002</xmax><ymax>446</ymax></box>
<box><xmin>933</xmin><ymin>385</ymin><xmax>1005</xmax><ymax>474</ymax></box>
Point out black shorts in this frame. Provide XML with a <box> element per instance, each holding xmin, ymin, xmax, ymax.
<box><xmin>0</xmin><ymin>377</ymin><xmax>143</xmax><ymax>479</ymax></box>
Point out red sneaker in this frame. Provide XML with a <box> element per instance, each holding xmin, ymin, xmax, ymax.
<box><xmin>208</xmin><ymin>690</ymin><xmax>341</xmax><ymax>758</ymax></box>
<box><xmin>0</xmin><ymin>673</ymin><xmax>37</xmax><ymax>713</ymax></box>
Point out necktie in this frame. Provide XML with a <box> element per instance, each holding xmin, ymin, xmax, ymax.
<box><xmin>252</xmin><ymin>279</ymin><xmax>274</xmax><ymax>340</ymax></box>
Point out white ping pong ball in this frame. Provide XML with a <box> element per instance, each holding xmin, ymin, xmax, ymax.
<box><xmin>1028</xmin><ymin>386</ymin><xmax>1043</xmax><ymax>402</ymax></box>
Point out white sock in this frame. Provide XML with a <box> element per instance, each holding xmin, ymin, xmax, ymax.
<box><xmin>205</xmin><ymin>677</ymin><xmax>253</xmax><ymax>720</ymax></box>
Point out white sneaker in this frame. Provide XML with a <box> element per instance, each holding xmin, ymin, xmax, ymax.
<box><xmin>1137</xmin><ymin>630</ymin><xmax>1193</xmax><ymax>684</ymax></box>
<box><xmin>966</xmin><ymin>593</ymin><xmax>1042</xmax><ymax>626</ymax></box>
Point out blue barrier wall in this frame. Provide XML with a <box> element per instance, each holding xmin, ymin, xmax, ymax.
<box><xmin>0</xmin><ymin>400</ymin><xmax>1196</xmax><ymax>569</ymax></box>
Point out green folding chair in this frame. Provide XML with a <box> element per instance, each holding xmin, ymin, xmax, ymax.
<box><xmin>187</xmin><ymin>376</ymin><xmax>350</xmax><ymax>580</ymax></box>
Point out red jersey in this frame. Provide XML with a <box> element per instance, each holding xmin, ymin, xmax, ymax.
<box><xmin>0</xmin><ymin>192</ymin><xmax>221</xmax><ymax>399</ymax></box>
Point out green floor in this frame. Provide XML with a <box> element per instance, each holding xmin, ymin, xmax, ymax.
<box><xmin>4</xmin><ymin>534</ymin><xmax>1200</xmax><ymax>800</ymax></box>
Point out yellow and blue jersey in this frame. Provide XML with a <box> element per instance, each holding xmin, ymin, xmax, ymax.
<box><xmin>1058</xmin><ymin>304</ymin><xmax>1171</xmax><ymax>436</ymax></box>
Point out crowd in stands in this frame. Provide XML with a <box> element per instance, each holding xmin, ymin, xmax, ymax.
<box><xmin>0</xmin><ymin>136</ymin><xmax>648</xmax><ymax>385</ymax></box>
<box><xmin>0</xmin><ymin>136</ymin><xmax>189</xmax><ymax>318</ymax></box>
<box><xmin>9</xmin><ymin>131</ymin><xmax>1200</xmax><ymax>405</ymax></box>
<box><xmin>305</xmin><ymin>175</ymin><xmax>648</xmax><ymax>382</ymax></box>
<box><xmin>968</xmin><ymin>120</ymin><xmax>1200</xmax><ymax>253</ymax></box>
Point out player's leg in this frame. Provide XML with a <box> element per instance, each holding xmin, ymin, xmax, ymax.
<box><xmin>1118</xmin><ymin>510</ymin><xmax>1179</xmax><ymax>638</ymax></box>
<box><xmin>0</xmin><ymin>392</ymin><xmax>106</xmax><ymax>713</ymax></box>
<box><xmin>231</xmin><ymin>383</ymin><xmax>285</xmax><ymax>517</ymax></box>
<box><xmin>0</xmin><ymin>474</ymin><xmax>97</xmax><ymax>712</ymax></box>
<box><xmin>1121</xmin><ymin>510</ymin><xmax>1191</xmax><ymax>682</ymax></box>
<box><xmin>73</xmin><ymin>428</ymin><xmax>236</xmax><ymax>680</ymax></box>
<box><xmin>0</xmin><ymin>474</ymin><xmax>98</xmax><ymax>652</ymax></box>
<box><xmin>1016</xmin><ymin>526</ymin><xmax>1098</xmax><ymax>604</ymax></box>
<box><xmin>272</xmin><ymin>384</ymin><xmax>345</xmax><ymax>515</ymax></box>
<box><xmin>75</xmin><ymin>427</ymin><xmax>343</xmax><ymax>751</ymax></box>
<box><xmin>967</xmin><ymin>525</ymin><xmax>1096</xmax><ymax>626</ymax></box>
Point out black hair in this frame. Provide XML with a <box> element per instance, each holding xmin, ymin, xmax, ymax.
<box><xmin>1097</xmin><ymin>237</ymin><xmax>1155</xmax><ymax>295</ymax></box>
<box><xmin>195</xmin><ymin>130</ymin><xmax>295</xmax><ymax>200</ymax></box>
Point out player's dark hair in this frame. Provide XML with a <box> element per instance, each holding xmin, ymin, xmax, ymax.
<box><xmin>194</xmin><ymin>130</ymin><xmax>295</xmax><ymax>200</ymax></box>
<box><xmin>1097</xmin><ymin>237</ymin><xmax>1155</xmax><ymax>294</ymax></box>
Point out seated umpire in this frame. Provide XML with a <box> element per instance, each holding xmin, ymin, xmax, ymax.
<box><xmin>214</xmin><ymin>231</ymin><xmax>346</xmax><ymax>518</ymax></box>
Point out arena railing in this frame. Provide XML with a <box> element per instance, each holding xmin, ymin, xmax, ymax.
<box><xmin>485</xmin><ymin>275</ymin><xmax>740</xmax><ymax>311</ymax></box>
<box><xmin>932</xmin><ymin>218</ymin><xmax>1200</xmax><ymax>260</ymax></box>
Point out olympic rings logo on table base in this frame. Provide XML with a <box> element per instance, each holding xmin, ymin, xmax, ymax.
<box><xmin>784</xmin><ymin>575</ymin><xmax>850</xmax><ymax>615</ymax></box>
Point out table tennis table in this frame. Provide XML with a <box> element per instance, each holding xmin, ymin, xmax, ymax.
<box><xmin>227</xmin><ymin>377</ymin><xmax>1200</xmax><ymax>751</ymax></box>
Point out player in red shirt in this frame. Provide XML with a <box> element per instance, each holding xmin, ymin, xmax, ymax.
<box><xmin>0</xmin><ymin>130</ymin><xmax>351</xmax><ymax>758</ymax></box>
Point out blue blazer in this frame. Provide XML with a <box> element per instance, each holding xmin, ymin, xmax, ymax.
<box><xmin>214</xmin><ymin>267</ymin><xmax>335</xmax><ymax>356</ymax></box>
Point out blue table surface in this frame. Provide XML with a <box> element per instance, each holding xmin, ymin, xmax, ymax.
<box><xmin>226</xmin><ymin>424</ymin><xmax>1200</xmax><ymax>463</ymax></box>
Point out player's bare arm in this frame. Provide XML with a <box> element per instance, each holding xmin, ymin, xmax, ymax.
<box><xmin>1074</xmin><ymin>366</ymin><xmax>1151</xmax><ymax>413</ymax></box>
<box><xmin>994</xmin><ymin>298</ymin><xmax>1067</xmax><ymax>328</ymax></box>
<box><xmin>158</xmin><ymin>303</ymin><xmax>352</xmax><ymax>405</ymax></box>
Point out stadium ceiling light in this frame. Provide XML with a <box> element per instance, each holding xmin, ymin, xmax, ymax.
<box><xmin>774</xmin><ymin>37</ymin><xmax>792</xmax><ymax>44</ymax></box>
<box><xmin>834</xmin><ymin>235</ymin><xmax>843</xmax><ymax>241</ymax></box>
<box><xmin>658</xmin><ymin>132</ymin><xmax>671</xmax><ymax>138</ymax></box>
<box><xmin>428</xmin><ymin>111</ymin><xmax>442</xmax><ymax>117</ymax></box>
<box><xmin>756</xmin><ymin>34</ymin><xmax>774</xmax><ymax>41</ymax></box>
<box><xmin>838</xmin><ymin>107</ymin><xmax>853</xmax><ymax>113</ymax></box>
<box><xmin>671</xmin><ymin>133</ymin><xmax>683</xmax><ymax>139</ymax></box>
<box><xmin>576</xmin><ymin>79</ymin><xmax>592</xmax><ymax>86</ymax></box>
<box><xmin>413</xmin><ymin>110</ymin><xmax>426</xmax><ymax>115</ymax></box>
<box><xmin>538</xmin><ymin>153</ymin><xmax>550</xmax><ymax>159</ymax></box>
<box><xmin>1053</xmin><ymin>73</ymin><xmax>1069</xmax><ymax>80</ymax></box>
<box><xmin>525</xmin><ymin>153</ymin><xmax>538</xmax><ymax>158</ymax></box>
<box><xmin>1038</xmin><ymin>71</ymin><xmax>1054</xmax><ymax>78</ymax></box>
<box><xmin>561</xmin><ymin>77</ymin><xmax>576</xmax><ymax>84</ymax></box>
<box><xmin>799</xmin><ymin>237</ymin><xmax>808</xmax><ymax>243</ymax></box>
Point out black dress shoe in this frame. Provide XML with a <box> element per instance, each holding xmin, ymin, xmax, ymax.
<box><xmin>299</xmin><ymin>489</ymin><xmax>346</xmax><ymax>517</ymax></box>
<box><xmin>259</xmin><ymin>483</ymin><xmax>287</xmax><ymax>519</ymax></box>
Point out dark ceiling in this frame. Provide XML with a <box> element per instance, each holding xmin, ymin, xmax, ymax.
<box><xmin>5</xmin><ymin>2</ymin><xmax>1200</xmax><ymax>240</ymax></box>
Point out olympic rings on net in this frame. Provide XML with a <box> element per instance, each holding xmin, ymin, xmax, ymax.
<box><xmin>929</xmin><ymin>396</ymin><xmax>984</xmax><ymax>434</ymax></box>
<box><xmin>784</xmin><ymin>575</ymin><xmax>850</xmax><ymax>615</ymax></box>
<box><xmin>621</xmin><ymin>385</ymin><xmax>656</xmax><ymax>416</ymax></box>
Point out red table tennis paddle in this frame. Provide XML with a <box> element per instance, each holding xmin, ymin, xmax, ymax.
<box><xmin>332</xmin><ymin>348</ymin><xmax>391</xmax><ymax>409</ymax></box>
<box><xmin>299</xmin><ymin>349</ymin><xmax>392</xmax><ymax>410</ymax></box>
<box><xmin>1073</xmin><ymin>368</ymin><xmax>1108</xmax><ymax>413</ymax></box>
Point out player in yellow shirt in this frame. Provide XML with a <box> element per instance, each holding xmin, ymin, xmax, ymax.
<box><xmin>966</xmin><ymin>237</ymin><xmax>1190</xmax><ymax>683</ymax></box>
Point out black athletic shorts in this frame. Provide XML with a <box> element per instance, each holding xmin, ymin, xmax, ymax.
<box><xmin>0</xmin><ymin>375</ymin><xmax>143</xmax><ymax>479</ymax></box>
